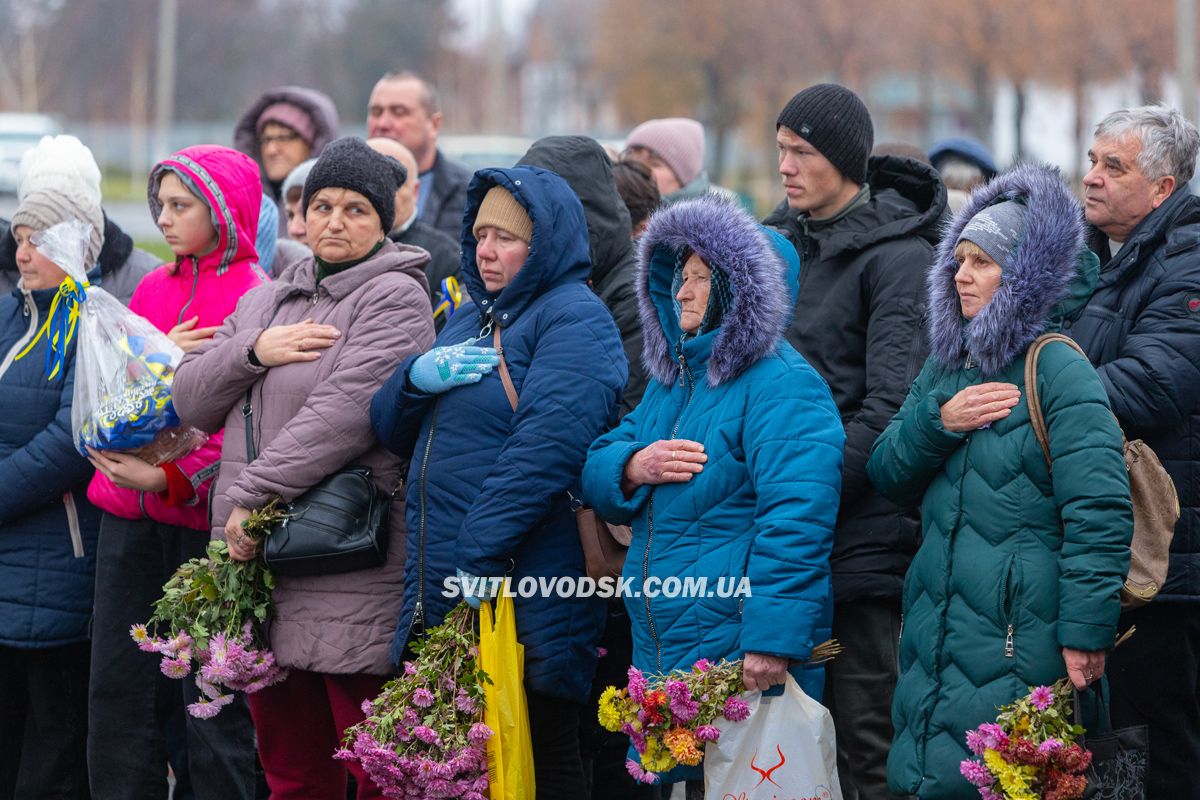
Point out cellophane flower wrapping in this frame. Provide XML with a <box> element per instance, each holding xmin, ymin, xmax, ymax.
<box><xmin>29</xmin><ymin>221</ymin><xmax>206</xmax><ymax>464</ymax></box>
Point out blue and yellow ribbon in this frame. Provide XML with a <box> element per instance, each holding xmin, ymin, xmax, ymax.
<box><xmin>15</xmin><ymin>276</ymin><xmax>90</xmax><ymax>380</ymax></box>
<box><xmin>434</xmin><ymin>275</ymin><xmax>463</xmax><ymax>322</ymax></box>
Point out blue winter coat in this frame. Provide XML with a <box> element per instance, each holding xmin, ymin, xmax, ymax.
<box><xmin>371</xmin><ymin>166</ymin><xmax>627</xmax><ymax>703</ymax></box>
<box><xmin>582</xmin><ymin>197</ymin><xmax>844</xmax><ymax>707</ymax></box>
<box><xmin>0</xmin><ymin>285</ymin><xmax>101</xmax><ymax>647</ymax></box>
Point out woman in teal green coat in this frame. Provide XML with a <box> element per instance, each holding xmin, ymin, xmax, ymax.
<box><xmin>867</xmin><ymin>164</ymin><xmax>1133</xmax><ymax>799</ymax></box>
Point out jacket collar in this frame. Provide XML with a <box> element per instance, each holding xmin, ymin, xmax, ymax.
<box><xmin>275</xmin><ymin>239</ymin><xmax>429</xmax><ymax>301</ymax></box>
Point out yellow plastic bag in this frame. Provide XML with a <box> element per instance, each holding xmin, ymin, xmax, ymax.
<box><xmin>480</xmin><ymin>594</ymin><xmax>535</xmax><ymax>800</ymax></box>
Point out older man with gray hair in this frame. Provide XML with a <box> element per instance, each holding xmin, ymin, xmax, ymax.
<box><xmin>1066</xmin><ymin>104</ymin><xmax>1200</xmax><ymax>799</ymax></box>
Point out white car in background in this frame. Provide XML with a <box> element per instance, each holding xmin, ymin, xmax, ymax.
<box><xmin>439</xmin><ymin>135</ymin><xmax>534</xmax><ymax>171</ymax></box>
<box><xmin>0</xmin><ymin>113</ymin><xmax>60</xmax><ymax>195</ymax></box>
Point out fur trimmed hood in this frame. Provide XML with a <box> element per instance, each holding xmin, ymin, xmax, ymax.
<box><xmin>928</xmin><ymin>163</ymin><xmax>1097</xmax><ymax>375</ymax></box>
<box><xmin>637</xmin><ymin>195</ymin><xmax>796</xmax><ymax>387</ymax></box>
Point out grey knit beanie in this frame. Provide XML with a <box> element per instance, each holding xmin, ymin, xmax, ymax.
<box><xmin>776</xmin><ymin>84</ymin><xmax>874</xmax><ymax>185</ymax></box>
<box><xmin>957</xmin><ymin>200</ymin><xmax>1029</xmax><ymax>272</ymax></box>
<box><xmin>11</xmin><ymin>189</ymin><xmax>104</xmax><ymax>269</ymax></box>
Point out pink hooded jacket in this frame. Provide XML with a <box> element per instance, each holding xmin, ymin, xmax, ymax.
<box><xmin>87</xmin><ymin>145</ymin><xmax>269</xmax><ymax>530</ymax></box>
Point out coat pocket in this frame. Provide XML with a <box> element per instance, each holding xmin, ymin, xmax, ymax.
<box><xmin>997</xmin><ymin>554</ymin><xmax>1021</xmax><ymax>658</ymax></box>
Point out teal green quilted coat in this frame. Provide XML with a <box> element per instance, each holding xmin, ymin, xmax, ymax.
<box><xmin>868</xmin><ymin>165</ymin><xmax>1133</xmax><ymax>798</ymax></box>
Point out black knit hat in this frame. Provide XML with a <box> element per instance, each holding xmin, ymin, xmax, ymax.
<box><xmin>776</xmin><ymin>84</ymin><xmax>874</xmax><ymax>185</ymax></box>
<box><xmin>301</xmin><ymin>136</ymin><xmax>407</xmax><ymax>232</ymax></box>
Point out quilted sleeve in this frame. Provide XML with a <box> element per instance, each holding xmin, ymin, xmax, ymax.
<box><xmin>1093</xmin><ymin>260</ymin><xmax>1200</xmax><ymax>436</ymax></box>
<box><xmin>867</xmin><ymin>358</ymin><xmax>966</xmax><ymax>507</ymax></box>
<box><xmin>455</xmin><ymin>299</ymin><xmax>627</xmax><ymax>577</ymax></box>
<box><xmin>1040</xmin><ymin>343</ymin><xmax>1133</xmax><ymax>650</ymax></box>
<box><xmin>0</xmin><ymin>355</ymin><xmax>92</xmax><ymax>524</ymax></box>
<box><xmin>738</xmin><ymin>366</ymin><xmax>846</xmax><ymax>662</ymax></box>
<box><xmin>581</xmin><ymin>389</ymin><xmax>657</xmax><ymax>523</ymax></box>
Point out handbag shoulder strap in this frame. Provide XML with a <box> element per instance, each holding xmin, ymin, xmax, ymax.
<box><xmin>1025</xmin><ymin>332</ymin><xmax>1088</xmax><ymax>474</ymax></box>
<box><xmin>493</xmin><ymin>324</ymin><xmax>519</xmax><ymax>412</ymax></box>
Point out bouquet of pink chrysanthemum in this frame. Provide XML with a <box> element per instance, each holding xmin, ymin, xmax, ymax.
<box><xmin>960</xmin><ymin>678</ymin><xmax>1092</xmax><ymax>800</ymax></box>
<box><xmin>600</xmin><ymin>640</ymin><xmax>844</xmax><ymax>784</ymax></box>
<box><xmin>597</xmin><ymin>659</ymin><xmax>751</xmax><ymax>784</ymax></box>
<box><xmin>132</xmin><ymin>504</ymin><xmax>288</xmax><ymax>718</ymax></box>
<box><xmin>336</xmin><ymin>602</ymin><xmax>492</xmax><ymax>799</ymax></box>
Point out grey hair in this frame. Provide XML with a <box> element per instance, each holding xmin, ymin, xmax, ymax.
<box><xmin>938</xmin><ymin>157</ymin><xmax>985</xmax><ymax>192</ymax></box>
<box><xmin>1095</xmin><ymin>104</ymin><xmax>1200</xmax><ymax>184</ymax></box>
<box><xmin>378</xmin><ymin>70</ymin><xmax>440</xmax><ymax>116</ymax></box>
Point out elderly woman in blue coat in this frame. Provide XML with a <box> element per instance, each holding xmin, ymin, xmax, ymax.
<box><xmin>582</xmin><ymin>196</ymin><xmax>845</xmax><ymax>784</ymax></box>
<box><xmin>371</xmin><ymin>166</ymin><xmax>627</xmax><ymax>798</ymax></box>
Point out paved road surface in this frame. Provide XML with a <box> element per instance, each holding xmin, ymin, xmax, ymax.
<box><xmin>0</xmin><ymin>197</ymin><xmax>161</xmax><ymax>242</ymax></box>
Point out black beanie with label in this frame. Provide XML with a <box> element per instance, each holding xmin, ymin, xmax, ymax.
<box><xmin>776</xmin><ymin>83</ymin><xmax>874</xmax><ymax>185</ymax></box>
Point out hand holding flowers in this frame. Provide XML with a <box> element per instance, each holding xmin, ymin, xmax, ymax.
<box><xmin>132</xmin><ymin>503</ymin><xmax>288</xmax><ymax>718</ymax></box>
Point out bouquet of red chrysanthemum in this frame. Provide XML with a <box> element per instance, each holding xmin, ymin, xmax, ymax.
<box><xmin>336</xmin><ymin>603</ymin><xmax>492</xmax><ymax>799</ymax></box>
<box><xmin>960</xmin><ymin>678</ymin><xmax>1092</xmax><ymax>800</ymax></box>
<box><xmin>132</xmin><ymin>503</ymin><xmax>288</xmax><ymax>718</ymax></box>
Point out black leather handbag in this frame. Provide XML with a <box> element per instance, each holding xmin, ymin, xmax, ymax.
<box><xmin>242</xmin><ymin>386</ymin><xmax>390</xmax><ymax>577</ymax></box>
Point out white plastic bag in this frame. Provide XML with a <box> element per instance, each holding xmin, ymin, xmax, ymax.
<box><xmin>24</xmin><ymin>220</ymin><xmax>205</xmax><ymax>464</ymax></box>
<box><xmin>704</xmin><ymin>674</ymin><xmax>843</xmax><ymax>800</ymax></box>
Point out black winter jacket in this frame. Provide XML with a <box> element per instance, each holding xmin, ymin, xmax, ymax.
<box><xmin>764</xmin><ymin>155</ymin><xmax>947</xmax><ymax>602</ymax></box>
<box><xmin>422</xmin><ymin>149</ymin><xmax>472</xmax><ymax>243</ymax></box>
<box><xmin>518</xmin><ymin>136</ymin><xmax>648</xmax><ymax>414</ymax></box>
<box><xmin>390</xmin><ymin>218</ymin><xmax>463</xmax><ymax>331</ymax></box>
<box><xmin>1066</xmin><ymin>186</ymin><xmax>1200</xmax><ymax>602</ymax></box>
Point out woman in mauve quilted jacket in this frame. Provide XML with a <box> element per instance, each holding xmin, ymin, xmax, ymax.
<box><xmin>172</xmin><ymin>137</ymin><xmax>434</xmax><ymax>799</ymax></box>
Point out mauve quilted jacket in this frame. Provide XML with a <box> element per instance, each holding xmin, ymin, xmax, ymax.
<box><xmin>173</xmin><ymin>240</ymin><xmax>434</xmax><ymax>675</ymax></box>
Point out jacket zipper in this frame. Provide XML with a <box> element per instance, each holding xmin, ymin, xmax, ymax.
<box><xmin>176</xmin><ymin>257</ymin><xmax>201</xmax><ymax>324</ymax></box>
<box><xmin>643</xmin><ymin>349</ymin><xmax>696</xmax><ymax>672</ymax></box>
<box><xmin>0</xmin><ymin>294</ymin><xmax>38</xmax><ymax>380</ymax></box>
<box><xmin>411</xmin><ymin>399</ymin><xmax>443</xmax><ymax>638</ymax></box>
<box><xmin>1000</xmin><ymin>555</ymin><xmax>1017</xmax><ymax>658</ymax></box>
<box><xmin>63</xmin><ymin>492</ymin><xmax>84</xmax><ymax>557</ymax></box>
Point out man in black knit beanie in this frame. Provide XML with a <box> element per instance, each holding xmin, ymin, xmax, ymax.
<box><xmin>764</xmin><ymin>83</ymin><xmax>948</xmax><ymax>800</ymax></box>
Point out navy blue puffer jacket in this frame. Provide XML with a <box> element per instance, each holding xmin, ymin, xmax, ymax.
<box><xmin>1066</xmin><ymin>186</ymin><xmax>1200</xmax><ymax>601</ymax></box>
<box><xmin>0</xmin><ymin>285</ymin><xmax>100</xmax><ymax>647</ymax></box>
<box><xmin>371</xmin><ymin>166</ymin><xmax>627</xmax><ymax>703</ymax></box>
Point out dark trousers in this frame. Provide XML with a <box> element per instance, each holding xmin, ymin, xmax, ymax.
<box><xmin>528</xmin><ymin>689</ymin><xmax>588</xmax><ymax>800</ymax></box>
<box><xmin>247</xmin><ymin>669</ymin><xmax>388</xmax><ymax>800</ymax></box>
<box><xmin>0</xmin><ymin>641</ymin><xmax>91</xmax><ymax>800</ymax></box>
<box><xmin>581</xmin><ymin>604</ymin><xmax>662</xmax><ymax>800</ymax></box>
<box><xmin>824</xmin><ymin>598</ymin><xmax>901</xmax><ymax>800</ymax></box>
<box><xmin>1108</xmin><ymin>601</ymin><xmax>1200</xmax><ymax>800</ymax></box>
<box><xmin>88</xmin><ymin>513</ymin><xmax>257</xmax><ymax>800</ymax></box>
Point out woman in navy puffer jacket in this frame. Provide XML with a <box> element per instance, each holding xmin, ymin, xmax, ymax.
<box><xmin>1</xmin><ymin>204</ymin><xmax>101</xmax><ymax>798</ymax></box>
<box><xmin>371</xmin><ymin>165</ymin><xmax>627</xmax><ymax>798</ymax></box>
<box><xmin>582</xmin><ymin>195</ymin><xmax>845</xmax><ymax>785</ymax></box>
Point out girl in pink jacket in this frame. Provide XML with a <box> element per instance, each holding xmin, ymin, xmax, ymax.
<box><xmin>86</xmin><ymin>145</ymin><xmax>267</xmax><ymax>798</ymax></box>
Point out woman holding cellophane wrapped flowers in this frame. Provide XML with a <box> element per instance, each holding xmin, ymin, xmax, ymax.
<box><xmin>86</xmin><ymin>145</ymin><xmax>268</xmax><ymax>798</ymax></box>
<box><xmin>0</xmin><ymin>172</ymin><xmax>107</xmax><ymax>800</ymax></box>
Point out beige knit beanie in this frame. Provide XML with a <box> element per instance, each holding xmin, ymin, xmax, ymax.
<box><xmin>473</xmin><ymin>186</ymin><xmax>533</xmax><ymax>243</ymax></box>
